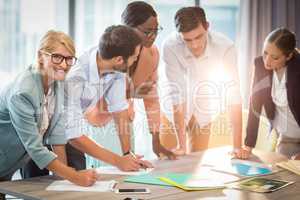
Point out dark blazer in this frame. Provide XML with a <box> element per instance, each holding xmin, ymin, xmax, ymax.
<box><xmin>245</xmin><ymin>52</ymin><xmax>300</xmax><ymax>148</ymax></box>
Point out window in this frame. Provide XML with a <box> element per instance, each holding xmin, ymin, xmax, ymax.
<box><xmin>74</xmin><ymin>0</ymin><xmax>194</xmax><ymax>53</ymax></box>
<box><xmin>0</xmin><ymin>0</ymin><xmax>68</xmax><ymax>83</ymax></box>
<box><xmin>201</xmin><ymin>0</ymin><xmax>240</xmax><ymax>41</ymax></box>
<box><xmin>147</xmin><ymin>0</ymin><xmax>195</xmax><ymax>47</ymax></box>
<box><xmin>74</xmin><ymin>0</ymin><xmax>129</xmax><ymax>54</ymax></box>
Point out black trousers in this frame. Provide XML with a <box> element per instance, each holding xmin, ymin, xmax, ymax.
<box><xmin>66</xmin><ymin>143</ymin><xmax>86</xmax><ymax>170</ymax></box>
<box><xmin>20</xmin><ymin>159</ymin><xmax>49</xmax><ymax>179</ymax></box>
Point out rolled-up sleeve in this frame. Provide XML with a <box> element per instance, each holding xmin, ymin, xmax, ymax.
<box><xmin>8</xmin><ymin>93</ymin><xmax>56</xmax><ymax>170</ymax></box>
<box><xmin>161</xmin><ymin>42</ymin><xmax>187</xmax><ymax>106</ymax></box>
<box><xmin>223</xmin><ymin>45</ymin><xmax>241</xmax><ymax>106</ymax></box>
<box><xmin>64</xmin><ymin>76</ymin><xmax>88</xmax><ymax>140</ymax></box>
<box><xmin>105</xmin><ymin>75</ymin><xmax>129</xmax><ymax>113</ymax></box>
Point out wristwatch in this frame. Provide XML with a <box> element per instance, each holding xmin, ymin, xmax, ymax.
<box><xmin>123</xmin><ymin>151</ymin><xmax>131</xmax><ymax>156</ymax></box>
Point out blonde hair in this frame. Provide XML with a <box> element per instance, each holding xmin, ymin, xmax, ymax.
<box><xmin>38</xmin><ymin>30</ymin><xmax>75</xmax><ymax>59</ymax></box>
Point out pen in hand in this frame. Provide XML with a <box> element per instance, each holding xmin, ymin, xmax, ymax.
<box><xmin>129</xmin><ymin>151</ymin><xmax>148</xmax><ymax>169</ymax></box>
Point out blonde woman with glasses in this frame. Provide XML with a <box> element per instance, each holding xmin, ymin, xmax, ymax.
<box><xmin>0</xmin><ymin>30</ymin><xmax>97</xmax><ymax>199</ymax></box>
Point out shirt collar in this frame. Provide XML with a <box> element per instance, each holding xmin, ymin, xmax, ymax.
<box><xmin>273</xmin><ymin>67</ymin><xmax>287</xmax><ymax>84</ymax></box>
<box><xmin>88</xmin><ymin>48</ymin><xmax>101</xmax><ymax>84</ymax></box>
<box><xmin>202</xmin><ymin>33</ymin><xmax>211</xmax><ymax>58</ymax></box>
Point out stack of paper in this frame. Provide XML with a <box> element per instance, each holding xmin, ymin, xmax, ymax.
<box><xmin>124</xmin><ymin>174</ymin><xmax>172</xmax><ymax>186</ymax></box>
<box><xmin>276</xmin><ymin>160</ymin><xmax>300</xmax><ymax>175</ymax></box>
<box><xmin>96</xmin><ymin>166</ymin><xmax>154</xmax><ymax>176</ymax></box>
<box><xmin>46</xmin><ymin>180</ymin><xmax>117</xmax><ymax>192</ymax></box>
<box><xmin>124</xmin><ymin>169</ymin><xmax>238</xmax><ymax>191</ymax></box>
<box><xmin>158</xmin><ymin>173</ymin><xmax>225</xmax><ymax>191</ymax></box>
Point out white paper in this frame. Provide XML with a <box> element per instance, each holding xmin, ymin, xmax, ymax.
<box><xmin>96</xmin><ymin>166</ymin><xmax>154</xmax><ymax>176</ymax></box>
<box><xmin>46</xmin><ymin>180</ymin><xmax>117</xmax><ymax>192</ymax></box>
<box><xmin>289</xmin><ymin>160</ymin><xmax>300</xmax><ymax>168</ymax></box>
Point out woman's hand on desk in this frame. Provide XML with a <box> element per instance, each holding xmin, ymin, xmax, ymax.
<box><xmin>291</xmin><ymin>153</ymin><xmax>300</xmax><ymax>160</ymax></box>
<box><xmin>47</xmin><ymin>159</ymin><xmax>97</xmax><ymax>187</ymax></box>
<box><xmin>152</xmin><ymin>132</ymin><xmax>177</xmax><ymax>160</ymax></box>
<box><xmin>72</xmin><ymin>169</ymin><xmax>98</xmax><ymax>187</ymax></box>
<box><xmin>232</xmin><ymin>146</ymin><xmax>252</xmax><ymax>159</ymax></box>
<box><xmin>172</xmin><ymin>147</ymin><xmax>187</xmax><ymax>156</ymax></box>
<box><xmin>153</xmin><ymin>144</ymin><xmax>177</xmax><ymax>160</ymax></box>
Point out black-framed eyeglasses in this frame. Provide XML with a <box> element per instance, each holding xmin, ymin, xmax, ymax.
<box><xmin>137</xmin><ymin>25</ymin><xmax>163</xmax><ymax>37</ymax></box>
<box><xmin>40</xmin><ymin>51</ymin><xmax>77</xmax><ymax>66</ymax></box>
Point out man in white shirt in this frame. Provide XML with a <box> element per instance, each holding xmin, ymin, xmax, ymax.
<box><xmin>159</xmin><ymin>7</ymin><xmax>244</xmax><ymax>156</ymax></box>
<box><xmin>64</xmin><ymin>25</ymin><xmax>152</xmax><ymax>171</ymax></box>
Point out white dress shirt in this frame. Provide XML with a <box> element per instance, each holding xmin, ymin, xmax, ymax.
<box><xmin>64</xmin><ymin>46</ymin><xmax>128</xmax><ymax>140</ymax></box>
<box><xmin>40</xmin><ymin>85</ymin><xmax>55</xmax><ymax>136</ymax></box>
<box><xmin>159</xmin><ymin>31</ymin><xmax>241</xmax><ymax>127</ymax></box>
<box><xmin>272</xmin><ymin>69</ymin><xmax>300</xmax><ymax>138</ymax></box>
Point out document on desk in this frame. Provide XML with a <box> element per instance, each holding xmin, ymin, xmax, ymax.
<box><xmin>46</xmin><ymin>180</ymin><xmax>117</xmax><ymax>192</ymax></box>
<box><xmin>96</xmin><ymin>166</ymin><xmax>154</xmax><ymax>176</ymax></box>
<box><xmin>158</xmin><ymin>173</ymin><xmax>226</xmax><ymax>191</ymax></box>
<box><xmin>213</xmin><ymin>159</ymin><xmax>273</xmax><ymax>177</ymax></box>
<box><xmin>277</xmin><ymin>160</ymin><xmax>300</xmax><ymax>175</ymax></box>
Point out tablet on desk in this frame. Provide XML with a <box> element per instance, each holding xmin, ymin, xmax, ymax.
<box><xmin>229</xmin><ymin>177</ymin><xmax>294</xmax><ymax>193</ymax></box>
<box><xmin>214</xmin><ymin>159</ymin><xmax>273</xmax><ymax>176</ymax></box>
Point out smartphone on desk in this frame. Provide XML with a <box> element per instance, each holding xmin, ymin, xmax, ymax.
<box><xmin>114</xmin><ymin>188</ymin><xmax>150</xmax><ymax>194</ymax></box>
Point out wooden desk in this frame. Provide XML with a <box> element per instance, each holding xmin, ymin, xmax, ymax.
<box><xmin>0</xmin><ymin>146</ymin><xmax>299</xmax><ymax>200</ymax></box>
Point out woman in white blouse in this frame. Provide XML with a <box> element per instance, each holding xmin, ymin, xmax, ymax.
<box><xmin>238</xmin><ymin>28</ymin><xmax>300</xmax><ymax>159</ymax></box>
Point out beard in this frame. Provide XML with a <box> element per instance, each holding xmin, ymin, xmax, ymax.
<box><xmin>112</xmin><ymin>66</ymin><xmax>127</xmax><ymax>73</ymax></box>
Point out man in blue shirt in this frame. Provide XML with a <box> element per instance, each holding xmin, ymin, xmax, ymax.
<box><xmin>64</xmin><ymin>25</ymin><xmax>152</xmax><ymax>171</ymax></box>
